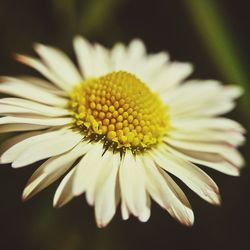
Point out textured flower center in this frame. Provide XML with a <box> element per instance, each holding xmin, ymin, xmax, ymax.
<box><xmin>69</xmin><ymin>71</ymin><xmax>169</xmax><ymax>154</ymax></box>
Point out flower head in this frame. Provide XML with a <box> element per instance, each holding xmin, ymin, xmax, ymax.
<box><xmin>0</xmin><ymin>36</ymin><xmax>245</xmax><ymax>227</ymax></box>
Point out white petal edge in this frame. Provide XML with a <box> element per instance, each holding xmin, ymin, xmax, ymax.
<box><xmin>34</xmin><ymin>43</ymin><xmax>82</xmax><ymax>86</ymax></box>
<box><xmin>72</xmin><ymin>144</ymin><xmax>104</xmax><ymax>196</ymax></box>
<box><xmin>0</xmin><ymin>98</ymin><xmax>69</xmax><ymax>117</ymax></box>
<box><xmin>0</xmin><ymin>78</ymin><xmax>67</xmax><ymax>106</ymax></box>
<box><xmin>15</xmin><ymin>54</ymin><xmax>71</xmax><ymax>91</ymax></box>
<box><xmin>85</xmin><ymin>150</ymin><xmax>113</xmax><ymax>206</ymax></box>
<box><xmin>0</xmin><ymin>116</ymin><xmax>72</xmax><ymax>126</ymax></box>
<box><xmin>156</xmin><ymin>62</ymin><xmax>193</xmax><ymax>91</ymax></box>
<box><xmin>142</xmin><ymin>156</ymin><xmax>194</xmax><ymax>226</ymax></box>
<box><xmin>94</xmin><ymin>153</ymin><xmax>120</xmax><ymax>228</ymax></box>
<box><xmin>150</xmin><ymin>148</ymin><xmax>221</xmax><ymax>205</ymax></box>
<box><xmin>0</xmin><ymin>130</ymin><xmax>46</xmax><ymax>156</ymax></box>
<box><xmin>163</xmin><ymin>144</ymin><xmax>240</xmax><ymax>176</ymax></box>
<box><xmin>9</xmin><ymin>76</ymin><xmax>66</xmax><ymax>96</ymax></box>
<box><xmin>0</xmin><ymin>130</ymin><xmax>64</xmax><ymax>164</ymax></box>
<box><xmin>171</xmin><ymin>117</ymin><xmax>245</xmax><ymax>133</ymax></box>
<box><xmin>12</xmin><ymin>131</ymin><xmax>82</xmax><ymax>168</ymax></box>
<box><xmin>0</xmin><ymin>124</ymin><xmax>49</xmax><ymax>133</ymax></box>
<box><xmin>164</xmin><ymin>137</ymin><xmax>244</xmax><ymax>168</ymax></box>
<box><xmin>22</xmin><ymin>142</ymin><xmax>90</xmax><ymax>201</ymax></box>
<box><xmin>0</xmin><ymin>104</ymin><xmax>69</xmax><ymax>118</ymax></box>
<box><xmin>53</xmin><ymin>168</ymin><xmax>76</xmax><ymax>208</ymax></box>
<box><xmin>119</xmin><ymin>152</ymin><xmax>149</xmax><ymax>221</ymax></box>
<box><xmin>168</xmin><ymin>129</ymin><xmax>245</xmax><ymax>147</ymax></box>
<box><xmin>73</xmin><ymin>36</ymin><xmax>95</xmax><ymax>78</ymax></box>
<box><xmin>91</xmin><ymin>43</ymin><xmax>111</xmax><ymax>76</ymax></box>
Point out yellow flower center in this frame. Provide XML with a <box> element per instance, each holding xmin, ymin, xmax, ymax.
<box><xmin>68</xmin><ymin>71</ymin><xmax>169</xmax><ymax>154</ymax></box>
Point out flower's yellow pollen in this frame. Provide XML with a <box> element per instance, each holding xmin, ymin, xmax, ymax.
<box><xmin>69</xmin><ymin>71</ymin><xmax>169</xmax><ymax>152</ymax></box>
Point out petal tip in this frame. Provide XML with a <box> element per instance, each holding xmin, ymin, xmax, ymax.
<box><xmin>208</xmin><ymin>191</ymin><xmax>221</xmax><ymax>206</ymax></box>
<box><xmin>22</xmin><ymin>188</ymin><xmax>30</xmax><ymax>201</ymax></box>
<box><xmin>138</xmin><ymin>208</ymin><xmax>151</xmax><ymax>222</ymax></box>
<box><xmin>0</xmin><ymin>156</ymin><xmax>6</xmax><ymax>164</ymax></box>
<box><xmin>53</xmin><ymin>199</ymin><xmax>61</xmax><ymax>209</ymax></box>
<box><xmin>181</xmin><ymin>213</ymin><xmax>195</xmax><ymax>227</ymax></box>
<box><xmin>11</xmin><ymin>161</ymin><xmax>22</xmax><ymax>168</ymax></box>
<box><xmin>33</xmin><ymin>42</ymin><xmax>42</xmax><ymax>51</ymax></box>
<box><xmin>96</xmin><ymin>219</ymin><xmax>110</xmax><ymax>229</ymax></box>
<box><xmin>14</xmin><ymin>54</ymin><xmax>26</xmax><ymax>63</ymax></box>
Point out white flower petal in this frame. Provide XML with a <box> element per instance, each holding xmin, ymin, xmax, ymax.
<box><xmin>0</xmin><ymin>116</ymin><xmax>71</xmax><ymax>126</ymax></box>
<box><xmin>171</xmin><ymin>117</ymin><xmax>245</xmax><ymax>133</ymax></box>
<box><xmin>92</xmin><ymin>43</ymin><xmax>111</xmax><ymax>76</ymax></box>
<box><xmin>120</xmin><ymin>39</ymin><xmax>147</xmax><ymax>74</ymax></box>
<box><xmin>157</xmin><ymin>62</ymin><xmax>193</xmax><ymax>91</ymax></box>
<box><xmin>0</xmin><ymin>104</ymin><xmax>69</xmax><ymax>118</ymax></box>
<box><xmin>73</xmin><ymin>36</ymin><xmax>94</xmax><ymax>78</ymax></box>
<box><xmin>94</xmin><ymin>153</ymin><xmax>120</xmax><ymax>227</ymax></box>
<box><xmin>22</xmin><ymin>168</ymin><xmax>65</xmax><ymax>201</ymax></box>
<box><xmin>142</xmin><ymin>156</ymin><xmax>194</xmax><ymax>226</ymax></box>
<box><xmin>43</xmin><ymin>143</ymin><xmax>90</xmax><ymax>174</ymax></box>
<box><xmin>0</xmin><ymin>78</ymin><xmax>67</xmax><ymax>106</ymax></box>
<box><xmin>0</xmin><ymin>131</ymin><xmax>44</xmax><ymax>155</ymax></box>
<box><xmin>150</xmin><ymin>148</ymin><xmax>221</xmax><ymax>205</ymax></box>
<box><xmin>0</xmin><ymin>124</ymin><xmax>49</xmax><ymax>133</ymax></box>
<box><xmin>166</xmin><ymin>81</ymin><xmax>241</xmax><ymax>117</ymax></box>
<box><xmin>22</xmin><ymin>142</ymin><xmax>83</xmax><ymax>201</ymax></box>
<box><xmin>13</xmin><ymin>76</ymin><xmax>66</xmax><ymax>96</ymax></box>
<box><xmin>119</xmin><ymin>152</ymin><xmax>149</xmax><ymax>221</ymax></box>
<box><xmin>128</xmin><ymin>39</ymin><xmax>146</xmax><ymax>60</ymax></box>
<box><xmin>137</xmin><ymin>52</ymin><xmax>169</xmax><ymax>85</ymax></box>
<box><xmin>12</xmin><ymin>131</ymin><xmax>82</xmax><ymax>168</ymax></box>
<box><xmin>138</xmin><ymin>193</ymin><xmax>151</xmax><ymax>222</ymax></box>
<box><xmin>171</xmin><ymin>100</ymin><xmax>235</xmax><ymax>118</ymax></box>
<box><xmin>15</xmin><ymin>54</ymin><xmax>71</xmax><ymax>91</ymax></box>
<box><xmin>165</xmin><ymin>80</ymin><xmax>221</xmax><ymax>104</ymax></box>
<box><xmin>121</xmin><ymin>200</ymin><xmax>130</xmax><ymax>220</ymax></box>
<box><xmin>34</xmin><ymin>43</ymin><xmax>82</xmax><ymax>86</ymax></box>
<box><xmin>0</xmin><ymin>98</ymin><xmax>70</xmax><ymax>117</ymax></box>
<box><xmin>85</xmin><ymin>150</ymin><xmax>113</xmax><ymax>206</ymax></box>
<box><xmin>22</xmin><ymin>142</ymin><xmax>90</xmax><ymax>201</ymax></box>
<box><xmin>168</xmin><ymin>129</ymin><xmax>245</xmax><ymax>147</ymax></box>
<box><xmin>223</xmin><ymin>85</ymin><xmax>243</xmax><ymax>99</ymax></box>
<box><xmin>163</xmin><ymin>144</ymin><xmax>240</xmax><ymax>176</ymax></box>
<box><xmin>111</xmin><ymin>43</ymin><xmax>127</xmax><ymax>70</ymax></box>
<box><xmin>53</xmin><ymin>168</ymin><xmax>76</xmax><ymax>208</ymax></box>
<box><xmin>72</xmin><ymin>144</ymin><xmax>104</xmax><ymax>196</ymax></box>
<box><xmin>0</xmin><ymin>130</ymin><xmax>80</xmax><ymax>165</ymax></box>
<box><xmin>0</xmin><ymin>104</ymin><xmax>45</xmax><ymax>116</ymax></box>
<box><xmin>164</xmin><ymin>137</ymin><xmax>244</xmax><ymax>168</ymax></box>
<box><xmin>0</xmin><ymin>130</ymin><xmax>61</xmax><ymax>164</ymax></box>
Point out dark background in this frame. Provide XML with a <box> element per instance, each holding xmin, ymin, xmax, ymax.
<box><xmin>0</xmin><ymin>0</ymin><xmax>249</xmax><ymax>250</ymax></box>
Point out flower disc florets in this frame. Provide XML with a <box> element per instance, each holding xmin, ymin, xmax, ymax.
<box><xmin>69</xmin><ymin>71</ymin><xmax>169</xmax><ymax>154</ymax></box>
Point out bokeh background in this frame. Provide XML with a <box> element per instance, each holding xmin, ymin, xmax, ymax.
<box><xmin>0</xmin><ymin>0</ymin><xmax>249</xmax><ymax>249</ymax></box>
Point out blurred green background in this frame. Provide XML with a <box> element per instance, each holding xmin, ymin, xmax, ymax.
<box><xmin>0</xmin><ymin>0</ymin><xmax>249</xmax><ymax>249</ymax></box>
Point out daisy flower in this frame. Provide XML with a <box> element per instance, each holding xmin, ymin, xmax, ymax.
<box><xmin>0</xmin><ymin>36</ymin><xmax>245</xmax><ymax>227</ymax></box>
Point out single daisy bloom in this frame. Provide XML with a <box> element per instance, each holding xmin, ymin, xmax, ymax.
<box><xmin>0</xmin><ymin>36</ymin><xmax>245</xmax><ymax>227</ymax></box>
